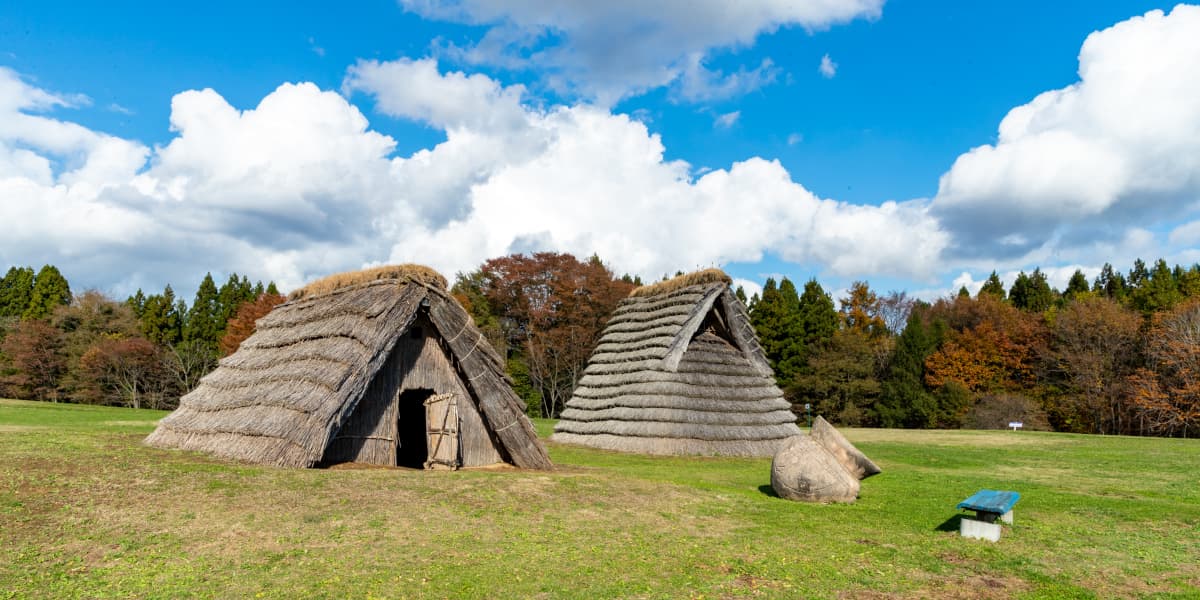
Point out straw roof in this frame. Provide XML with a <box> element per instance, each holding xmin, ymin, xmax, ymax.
<box><xmin>552</xmin><ymin>270</ymin><xmax>800</xmax><ymax>456</ymax></box>
<box><xmin>146</xmin><ymin>267</ymin><xmax>551</xmax><ymax>470</ymax></box>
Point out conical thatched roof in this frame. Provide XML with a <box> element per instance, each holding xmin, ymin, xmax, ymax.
<box><xmin>146</xmin><ymin>266</ymin><xmax>551</xmax><ymax>470</ymax></box>
<box><xmin>551</xmin><ymin>270</ymin><xmax>800</xmax><ymax>456</ymax></box>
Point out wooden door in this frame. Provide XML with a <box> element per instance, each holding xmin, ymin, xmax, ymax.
<box><xmin>424</xmin><ymin>393</ymin><xmax>460</xmax><ymax>470</ymax></box>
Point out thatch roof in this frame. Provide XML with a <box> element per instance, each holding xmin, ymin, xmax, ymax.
<box><xmin>552</xmin><ymin>270</ymin><xmax>800</xmax><ymax>456</ymax></box>
<box><xmin>146</xmin><ymin>267</ymin><xmax>551</xmax><ymax>470</ymax></box>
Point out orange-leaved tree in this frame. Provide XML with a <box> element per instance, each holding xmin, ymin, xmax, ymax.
<box><xmin>218</xmin><ymin>293</ymin><xmax>286</xmax><ymax>357</ymax></box>
<box><xmin>1128</xmin><ymin>299</ymin><xmax>1200</xmax><ymax>437</ymax></box>
<box><xmin>471</xmin><ymin>252</ymin><xmax>634</xmax><ymax>417</ymax></box>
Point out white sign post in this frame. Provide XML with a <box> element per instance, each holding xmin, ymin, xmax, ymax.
<box><xmin>1008</xmin><ymin>421</ymin><xmax>1024</xmax><ymax>431</ymax></box>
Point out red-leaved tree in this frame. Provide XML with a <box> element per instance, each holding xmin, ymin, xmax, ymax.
<box><xmin>219</xmin><ymin>293</ymin><xmax>286</xmax><ymax>356</ymax></box>
<box><xmin>1</xmin><ymin>319</ymin><xmax>66</xmax><ymax>400</ymax></box>
<box><xmin>472</xmin><ymin>253</ymin><xmax>634</xmax><ymax>417</ymax></box>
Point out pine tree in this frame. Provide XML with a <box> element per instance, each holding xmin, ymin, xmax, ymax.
<box><xmin>750</xmin><ymin>278</ymin><xmax>805</xmax><ymax>386</ymax></box>
<box><xmin>1179</xmin><ymin>265</ymin><xmax>1200</xmax><ymax>299</ymax></box>
<box><xmin>0</xmin><ymin>266</ymin><xmax>36</xmax><ymax>318</ymax></box>
<box><xmin>1093</xmin><ymin>263</ymin><xmax>1127</xmax><ymax>301</ymax></box>
<box><xmin>23</xmin><ymin>265</ymin><xmax>72</xmax><ymax>320</ymax></box>
<box><xmin>958</xmin><ymin>286</ymin><xmax>970</xmax><ymax>298</ymax></box>
<box><xmin>734</xmin><ymin>285</ymin><xmax>748</xmax><ymax>306</ymax></box>
<box><xmin>126</xmin><ymin>289</ymin><xmax>147</xmax><ymax>319</ymax></box>
<box><xmin>265</xmin><ymin>281</ymin><xmax>281</xmax><ymax>296</ymax></box>
<box><xmin>1131</xmin><ymin>259</ymin><xmax>1183</xmax><ymax>313</ymax></box>
<box><xmin>797</xmin><ymin>279</ymin><xmax>838</xmax><ymax>352</ymax></box>
<box><xmin>878</xmin><ymin>307</ymin><xmax>945</xmax><ymax>428</ymax></box>
<box><xmin>978</xmin><ymin>271</ymin><xmax>1006</xmax><ymax>301</ymax></box>
<box><xmin>140</xmin><ymin>285</ymin><xmax>183</xmax><ymax>346</ymax></box>
<box><xmin>184</xmin><ymin>273</ymin><xmax>221</xmax><ymax>352</ymax></box>
<box><xmin>1064</xmin><ymin>269</ymin><xmax>1090</xmax><ymax>301</ymax></box>
<box><xmin>1128</xmin><ymin>259</ymin><xmax>1149</xmax><ymax>290</ymax></box>
<box><xmin>1009</xmin><ymin>269</ymin><xmax>1054</xmax><ymax>312</ymax></box>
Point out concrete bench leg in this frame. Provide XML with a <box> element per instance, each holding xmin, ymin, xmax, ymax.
<box><xmin>1000</xmin><ymin>510</ymin><xmax>1013</xmax><ymax>525</ymax></box>
<box><xmin>960</xmin><ymin>517</ymin><xmax>1002</xmax><ymax>542</ymax></box>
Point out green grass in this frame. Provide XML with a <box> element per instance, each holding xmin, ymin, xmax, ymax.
<box><xmin>1</xmin><ymin>397</ymin><xmax>1198</xmax><ymax>599</ymax></box>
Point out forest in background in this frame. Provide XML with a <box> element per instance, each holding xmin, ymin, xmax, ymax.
<box><xmin>1</xmin><ymin>254</ymin><xmax>1197</xmax><ymax>437</ymax></box>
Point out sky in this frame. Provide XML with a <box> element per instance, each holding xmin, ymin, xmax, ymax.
<box><xmin>2</xmin><ymin>1</ymin><xmax>1199</xmax><ymax>303</ymax></box>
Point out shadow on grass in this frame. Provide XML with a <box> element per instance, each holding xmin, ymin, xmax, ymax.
<box><xmin>935</xmin><ymin>514</ymin><xmax>964</xmax><ymax>532</ymax></box>
<box><xmin>758</xmin><ymin>484</ymin><xmax>779</xmax><ymax>498</ymax></box>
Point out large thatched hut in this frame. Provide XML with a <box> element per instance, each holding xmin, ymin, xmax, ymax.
<box><xmin>146</xmin><ymin>265</ymin><xmax>552</xmax><ymax>470</ymax></box>
<box><xmin>551</xmin><ymin>269</ymin><xmax>801</xmax><ymax>456</ymax></box>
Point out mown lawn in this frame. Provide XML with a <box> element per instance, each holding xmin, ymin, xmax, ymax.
<box><xmin>1</xmin><ymin>398</ymin><xmax>1197</xmax><ymax>599</ymax></box>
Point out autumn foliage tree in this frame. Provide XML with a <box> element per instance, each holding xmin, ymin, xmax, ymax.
<box><xmin>1128</xmin><ymin>300</ymin><xmax>1200</xmax><ymax>437</ymax></box>
<box><xmin>77</xmin><ymin>337</ymin><xmax>168</xmax><ymax>409</ymax></box>
<box><xmin>1044</xmin><ymin>295</ymin><xmax>1142</xmax><ymax>433</ymax></box>
<box><xmin>0</xmin><ymin>319</ymin><xmax>66</xmax><ymax>400</ymax></box>
<box><xmin>219</xmin><ymin>293</ymin><xmax>286</xmax><ymax>356</ymax></box>
<box><xmin>465</xmin><ymin>252</ymin><xmax>634</xmax><ymax>417</ymax></box>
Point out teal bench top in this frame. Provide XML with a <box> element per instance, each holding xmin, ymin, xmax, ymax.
<box><xmin>957</xmin><ymin>489</ymin><xmax>1020</xmax><ymax>515</ymax></box>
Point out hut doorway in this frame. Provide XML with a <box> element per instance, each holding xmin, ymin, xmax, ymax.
<box><xmin>397</xmin><ymin>389</ymin><xmax>431</xmax><ymax>468</ymax></box>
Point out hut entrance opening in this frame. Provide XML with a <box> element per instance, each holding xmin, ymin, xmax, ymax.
<box><xmin>396</xmin><ymin>389</ymin><xmax>431</xmax><ymax>468</ymax></box>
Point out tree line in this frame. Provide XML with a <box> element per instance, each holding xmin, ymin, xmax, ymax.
<box><xmin>749</xmin><ymin>260</ymin><xmax>1200</xmax><ymax>438</ymax></box>
<box><xmin>4</xmin><ymin>255</ymin><xmax>1197</xmax><ymax>438</ymax></box>
<box><xmin>0</xmin><ymin>266</ymin><xmax>282</xmax><ymax>409</ymax></box>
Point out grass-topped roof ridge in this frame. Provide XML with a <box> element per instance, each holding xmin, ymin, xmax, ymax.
<box><xmin>289</xmin><ymin>264</ymin><xmax>448</xmax><ymax>300</ymax></box>
<box><xmin>628</xmin><ymin>268</ymin><xmax>732</xmax><ymax>297</ymax></box>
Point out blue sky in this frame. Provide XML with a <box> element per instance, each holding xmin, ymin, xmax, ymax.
<box><xmin>1</xmin><ymin>1</ymin><xmax>1198</xmax><ymax>302</ymax></box>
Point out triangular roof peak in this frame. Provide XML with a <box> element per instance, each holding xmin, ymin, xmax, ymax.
<box><xmin>290</xmin><ymin>264</ymin><xmax>447</xmax><ymax>300</ymax></box>
<box><xmin>628</xmin><ymin>268</ymin><xmax>731</xmax><ymax>298</ymax></box>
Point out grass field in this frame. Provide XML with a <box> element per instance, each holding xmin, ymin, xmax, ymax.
<box><xmin>1</xmin><ymin>398</ymin><xmax>1197</xmax><ymax>599</ymax></box>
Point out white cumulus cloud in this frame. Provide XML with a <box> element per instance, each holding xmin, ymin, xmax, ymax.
<box><xmin>931</xmin><ymin>5</ymin><xmax>1200</xmax><ymax>263</ymax></box>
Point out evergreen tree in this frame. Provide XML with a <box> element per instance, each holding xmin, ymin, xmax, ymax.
<box><xmin>1064</xmin><ymin>269</ymin><xmax>1090</xmax><ymax>301</ymax></box>
<box><xmin>184</xmin><ymin>273</ymin><xmax>221</xmax><ymax>351</ymax></box>
<box><xmin>734</xmin><ymin>285</ymin><xmax>748</xmax><ymax>306</ymax></box>
<box><xmin>798</xmin><ymin>279</ymin><xmax>838</xmax><ymax>352</ymax></box>
<box><xmin>265</xmin><ymin>281</ymin><xmax>281</xmax><ymax>296</ymax></box>
<box><xmin>216</xmin><ymin>274</ymin><xmax>256</xmax><ymax>327</ymax></box>
<box><xmin>1178</xmin><ymin>265</ymin><xmax>1200</xmax><ymax>299</ymax></box>
<box><xmin>1093</xmin><ymin>263</ymin><xmax>1127</xmax><ymax>300</ymax></box>
<box><xmin>23</xmin><ymin>265</ymin><xmax>72</xmax><ymax>320</ymax></box>
<box><xmin>126</xmin><ymin>289</ymin><xmax>147</xmax><ymax>319</ymax></box>
<box><xmin>140</xmin><ymin>285</ymin><xmax>183</xmax><ymax>346</ymax></box>
<box><xmin>957</xmin><ymin>286</ymin><xmax>970</xmax><ymax>298</ymax></box>
<box><xmin>878</xmin><ymin>308</ymin><xmax>945</xmax><ymax>428</ymax></box>
<box><xmin>978</xmin><ymin>271</ymin><xmax>1006</xmax><ymax>301</ymax></box>
<box><xmin>1131</xmin><ymin>259</ymin><xmax>1183</xmax><ymax>313</ymax></box>
<box><xmin>1128</xmin><ymin>259</ymin><xmax>1149</xmax><ymax>290</ymax></box>
<box><xmin>1009</xmin><ymin>269</ymin><xmax>1054</xmax><ymax>312</ymax></box>
<box><xmin>0</xmin><ymin>266</ymin><xmax>36</xmax><ymax>318</ymax></box>
<box><xmin>749</xmin><ymin>278</ymin><xmax>805</xmax><ymax>387</ymax></box>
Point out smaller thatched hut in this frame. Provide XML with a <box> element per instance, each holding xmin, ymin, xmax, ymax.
<box><xmin>146</xmin><ymin>265</ymin><xmax>551</xmax><ymax>470</ymax></box>
<box><xmin>552</xmin><ymin>269</ymin><xmax>801</xmax><ymax>456</ymax></box>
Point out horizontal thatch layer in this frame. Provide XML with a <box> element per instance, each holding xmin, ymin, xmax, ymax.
<box><xmin>558</xmin><ymin>406</ymin><xmax>794</xmax><ymax>426</ymax></box>
<box><xmin>289</xmin><ymin>264</ymin><xmax>448</xmax><ymax>300</ymax></box>
<box><xmin>553</xmin><ymin>280</ymin><xmax>798</xmax><ymax>457</ymax></box>
<box><xmin>564</xmin><ymin>395</ymin><xmax>792</xmax><ymax>414</ymax></box>
<box><xmin>147</xmin><ymin>278</ymin><xmax>551</xmax><ymax>470</ymax></box>
<box><xmin>551</xmin><ymin>433</ymin><xmax>790</xmax><ymax>457</ymax></box>
<box><xmin>628</xmin><ymin>269</ymin><xmax>731</xmax><ymax>298</ymax></box>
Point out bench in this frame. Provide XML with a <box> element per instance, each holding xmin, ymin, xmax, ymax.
<box><xmin>956</xmin><ymin>489</ymin><xmax>1020</xmax><ymax>542</ymax></box>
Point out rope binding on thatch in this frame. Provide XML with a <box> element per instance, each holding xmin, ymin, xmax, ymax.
<box><xmin>289</xmin><ymin>264</ymin><xmax>448</xmax><ymax>300</ymax></box>
<box><xmin>628</xmin><ymin>268</ymin><xmax>732</xmax><ymax>297</ymax></box>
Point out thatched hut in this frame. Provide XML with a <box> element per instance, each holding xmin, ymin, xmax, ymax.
<box><xmin>551</xmin><ymin>269</ymin><xmax>801</xmax><ymax>456</ymax></box>
<box><xmin>146</xmin><ymin>265</ymin><xmax>552</xmax><ymax>470</ymax></box>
